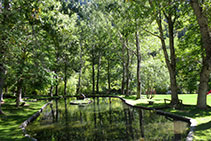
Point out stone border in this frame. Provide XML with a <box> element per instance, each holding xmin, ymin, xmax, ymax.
<box><xmin>20</xmin><ymin>101</ymin><xmax>52</xmax><ymax>140</ymax></box>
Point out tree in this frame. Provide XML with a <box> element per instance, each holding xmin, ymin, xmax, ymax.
<box><xmin>148</xmin><ymin>0</ymin><xmax>187</xmax><ymax>105</ymax></box>
<box><xmin>0</xmin><ymin>0</ymin><xmax>14</xmax><ymax>111</ymax></box>
<box><xmin>190</xmin><ymin>0</ymin><xmax>211</xmax><ymax>108</ymax></box>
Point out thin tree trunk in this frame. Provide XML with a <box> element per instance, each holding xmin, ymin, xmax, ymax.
<box><xmin>0</xmin><ymin>65</ymin><xmax>4</xmax><ymax>114</ymax></box>
<box><xmin>64</xmin><ymin>61</ymin><xmax>67</xmax><ymax>96</ymax></box>
<box><xmin>55</xmin><ymin>83</ymin><xmax>58</xmax><ymax>96</ymax></box>
<box><xmin>139</xmin><ymin>109</ymin><xmax>144</xmax><ymax>138</ymax></box>
<box><xmin>54</xmin><ymin>47</ymin><xmax>60</xmax><ymax>96</ymax></box>
<box><xmin>77</xmin><ymin>42</ymin><xmax>83</xmax><ymax>95</ymax></box>
<box><xmin>55</xmin><ymin>72</ymin><xmax>58</xmax><ymax>96</ymax></box>
<box><xmin>49</xmin><ymin>86</ymin><xmax>53</xmax><ymax>97</ymax></box>
<box><xmin>107</xmin><ymin>59</ymin><xmax>111</xmax><ymax>91</ymax></box>
<box><xmin>55</xmin><ymin>99</ymin><xmax>58</xmax><ymax>122</ymax></box>
<box><xmin>16</xmin><ymin>79</ymin><xmax>23</xmax><ymax>107</ymax></box>
<box><xmin>190</xmin><ymin>0</ymin><xmax>211</xmax><ymax>109</ymax></box>
<box><xmin>2</xmin><ymin>87</ymin><xmax>8</xmax><ymax>102</ymax></box>
<box><xmin>136</xmin><ymin>31</ymin><xmax>141</xmax><ymax>99</ymax></box>
<box><xmin>92</xmin><ymin>47</ymin><xmax>95</xmax><ymax>95</ymax></box>
<box><xmin>121</xmin><ymin>37</ymin><xmax>126</xmax><ymax>95</ymax></box>
<box><xmin>0</xmin><ymin>101</ymin><xmax>2</xmax><ymax>114</ymax></box>
<box><xmin>0</xmin><ymin>68</ymin><xmax>4</xmax><ymax>103</ymax></box>
<box><xmin>126</xmin><ymin>45</ymin><xmax>130</xmax><ymax>96</ymax></box>
<box><xmin>96</xmin><ymin>55</ymin><xmax>101</xmax><ymax>94</ymax></box>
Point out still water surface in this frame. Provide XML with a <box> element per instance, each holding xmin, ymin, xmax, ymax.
<box><xmin>26</xmin><ymin>97</ymin><xmax>189</xmax><ymax>141</ymax></box>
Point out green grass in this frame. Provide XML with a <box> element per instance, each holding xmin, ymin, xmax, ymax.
<box><xmin>123</xmin><ymin>94</ymin><xmax>211</xmax><ymax>140</ymax></box>
<box><xmin>0</xmin><ymin>99</ymin><xmax>46</xmax><ymax>141</ymax></box>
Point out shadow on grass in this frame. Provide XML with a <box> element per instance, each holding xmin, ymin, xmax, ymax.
<box><xmin>195</xmin><ymin>120</ymin><xmax>211</xmax><ymax>131</ymax></box>
<box><xmin>0</xmin><ymin>99</ymin><xmax>45</xmax><ymax>141</ymax></box>
<box><xmin>123</xmin><ymin>95</ymin><xmax>138</xmax><ymax>100</ymax></box>
<box><xmin>137</xmin><ymin>103</ymin><xmax>169</xmax><ymax>109</ymax></box>
<box><xmin>164</xmin><ymin>105</ymin><xmax>211</xmax><ymax>119</ymax></box>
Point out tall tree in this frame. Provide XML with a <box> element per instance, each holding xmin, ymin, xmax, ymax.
<box><xmin>0</xmin><ymin>0</ymin><xmax>10</xmax><ymax>112</ymax></box>
<box><xmin>148</xmin><ymin>0</ymin><xmax>181</xmax><ymax>105</ymax></box>
<box><xmin>190</xmin><ymin>0</ymin><xmax>211</xmax><ymax>108</ymax></box>
<box><xmin>136</xmin><ymin>31</ymin><xmax>142</xmax><ymax>99</ymax></box>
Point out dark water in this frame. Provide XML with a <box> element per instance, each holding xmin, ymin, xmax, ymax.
<box><xmin>26</xmin><ymin>97</ymin><xmax>189</xmax><ymax>141</ymax></box>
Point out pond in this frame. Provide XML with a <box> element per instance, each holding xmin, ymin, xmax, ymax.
<box><xmin>26</xmin><ymin>97</ymin><xmax>189</xmax><ymax>141</ymax></box>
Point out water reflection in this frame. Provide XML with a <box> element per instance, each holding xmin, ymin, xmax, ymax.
<box><xmin>26</xmin><ymin>97</ymin><xmax>189</xmax><ymax>141</ymax></box>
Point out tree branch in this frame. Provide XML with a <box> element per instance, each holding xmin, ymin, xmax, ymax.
<box><xmin>142</xmin><ymin>28</ymin><xmax>162</xmax><ymax>39</ymax></box>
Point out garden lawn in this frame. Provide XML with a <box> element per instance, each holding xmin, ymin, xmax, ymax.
<box><xmin>123</xmin><ymin>94</ymin><xmax>211</xmax><ymax>140</ymax></box>
<box><xmin>0</xmin><ymin>99</ymin><xmax>46</xmax><ymax>141</ymax></box>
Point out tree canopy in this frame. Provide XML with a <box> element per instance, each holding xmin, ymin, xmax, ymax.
<box><xmin>0</xmin><ymin>0</ymin><xmax>210</xmax><ymax>110</ymax></box>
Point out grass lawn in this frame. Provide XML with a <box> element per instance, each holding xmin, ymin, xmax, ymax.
<box><xmin>123</xmin><ymin>94</ymin><xmax>211</xmax><ymax>140</ymax></box>
<box><xmin>0</xmin><ymin>99</ymin><xmax>46</xmax><ymax>141</ymax></box>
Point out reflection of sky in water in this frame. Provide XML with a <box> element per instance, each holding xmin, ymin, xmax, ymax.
<box><xmin>26</xmin><ymin>97</ymin><xmax>189</xmax><ymax>141</ymax></box>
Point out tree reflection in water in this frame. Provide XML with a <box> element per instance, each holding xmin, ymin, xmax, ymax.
<box><xmin>26</xmin><ymin>97</ymin><xmax>189</xmax><ymax>141</ymax></box>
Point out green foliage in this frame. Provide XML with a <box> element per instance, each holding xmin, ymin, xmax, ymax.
<box><xmin>177</xmin><ymin>12</ymin><xmax>202</xmax><ymax>94</ymax></box>
<box><xmin>1</xmin><ymin>0</ymin><xmax>210</xmax><ymax>104</ymax></box>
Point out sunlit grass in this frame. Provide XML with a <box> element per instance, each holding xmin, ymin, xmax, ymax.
<box><xmin>0</xmin><ymin>99</ymin><xmax>46</xmax><ymax>141</ymax></box>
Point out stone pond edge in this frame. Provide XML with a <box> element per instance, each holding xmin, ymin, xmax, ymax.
<box><xmin>20</xmin><ymin>101</ymin><xmax>52</xmax><ymax>141</ymax></box>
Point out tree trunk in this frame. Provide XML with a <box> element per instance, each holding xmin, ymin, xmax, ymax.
<box><xmin>0</xmin><ymin>0</ymin><xmax>9</xmax><ymax>114</ymax></box>
<box><xmin>121</xmin><ymin>37</ymin><xmax>126</xmax><ymax>95</ymax></box>
<box><xmin>167</xmin><ymin>14</ymin><xmax>179</xmax><ymax>105</ymax></box>
<box><xmin>0</xmin><ymin>101</ymin><xmax>2</xmax><ymax>114</ymax></box>
<box><xmin>190</xmin><ymin>0</ymin><xmax>211</xmax><ymax>108</ymax></box>
<box><xmin>49</xmin><ymin>86</ymin><xmax>53</xmax><ymax>97</ymax></box>
<box><xmin>107</xmin><ymin>59</ymin><xmax>111</xmax><ymax>91</ymax></box>
<box><xmin>16</xmin><ymin>79</ymin><xmax>23</xmax><ymax>107</ymax></box>
<box><xmin>0</xmin><ymin>67</ymin><xmax>4</xmax><ymax>103</ymax></box>
<box><xmin>96</xmin><ymin>55</ymin><xmax>101</xmax><ymax>94</ymax></box>
<box><xmin>197</xmin><ymin>65</ymin><xmax>210</xmax><ymax>108</ymax></box>
<box><xmin>126</xmin><ymin>45</ymin><xmax>130</xmax><ymax>96</ymax></box>
<box><xmin>55</xmin><ymin>73</ymin><xmax>58</xmax><ymax>96</ymax></box>
<box><xmin>0</xmin><ymin>87</ymin><xmax>5</xmax><ymax>102</ymax></box>
<box><xmin>139</xmin><ymin>109</ymin><xmax>144</xmax><ymax>138</ymax></box>
<box><xmin>92</xmin><ymin>47</ymin><xmax>95</xmax><ymax>95</ymax></box>
<box><xmin>55</xmin><ymin>83</ymin><xmax>58</xmax><ymax>96</ymax></box>
<box><xmin>0</xmin><ymin>65</ymin><xmax>4</xmax><ymax>114</ymax></box>
<box><xmin>64</xmin><ymin>61</ymin><xmax>67</xmax><ymax>96</ymax></box>
<box><xmin>136</xmin><ymin>31</ymin><xmax>142</xmax><ymax>99</ymax></box>
<box><xmin>2</xmin><ymin>87</ymin><xmax>8</xmax><ymax>102</ymax></box>
<box><xmin>77</xmin><ymin>43</ymin><xmax>83</xmax><ymax>95</ymax></box>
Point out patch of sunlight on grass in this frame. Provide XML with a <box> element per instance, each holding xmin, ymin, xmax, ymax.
<box><xmin>0</xmin><ymin>99</ymin><xmax>46</xmax><ymax>140</ymax></box>
<box><xmin>194</xmin><ymin>128</ymin><xmax>211</xmax><ymax>140</ymax></box>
